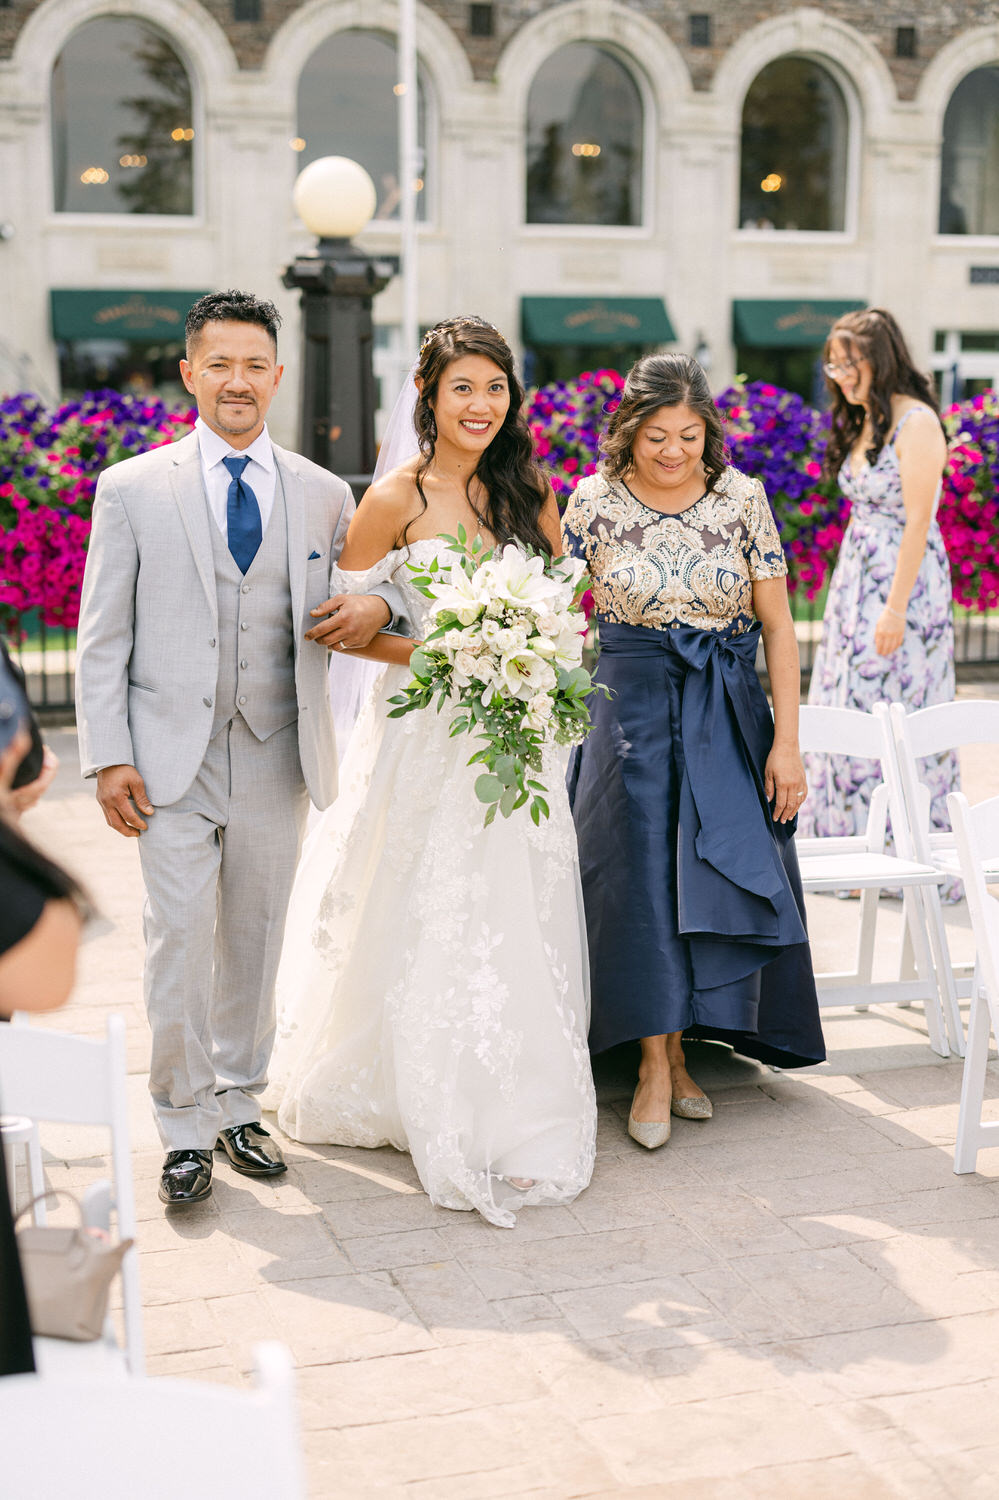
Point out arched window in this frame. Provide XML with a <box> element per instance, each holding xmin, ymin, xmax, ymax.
<box><xmin>938</xmin><ymin>66</ymin><xmax>999</xmax><ymax>235</ymax></box>
<box><xmin>296</xmin><ymin>31</ymin><xmax>429</xmax><ymax>222</ymax></box>
<box><xmin>51</xmin><ymin>18</ymin><xmax>195</xmax><ymax>215</ymax></box>
<box><xmin>526</xmin><ymin>44</ymin><xmax>643</xmax><ymax>226</ymax></box>
<box><xmin>739</xmin><ymin>57</ymin><xmax>849</xmax><ymax>232</ymax></box>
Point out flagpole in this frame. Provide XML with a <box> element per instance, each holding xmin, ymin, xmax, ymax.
<box><xmin>398</xmin><ymin>0</ymin><xmax>419</xmax><ymax>367</ymax></box>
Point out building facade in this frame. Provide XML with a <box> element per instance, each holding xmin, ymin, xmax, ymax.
<box><xmin>0</xmin><ymin>0</ymin><xmax>997</xmax><ymax>445</ymax></box>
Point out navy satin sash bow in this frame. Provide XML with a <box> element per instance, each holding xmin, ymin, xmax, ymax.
<box><xmin>597</xmin><ymin>620</ymin><xmax>807</xmax><ymax>966</ymax></box>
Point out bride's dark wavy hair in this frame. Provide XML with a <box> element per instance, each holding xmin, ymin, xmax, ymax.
<box><xmin>823</xmin><ymin>307</ymin><xmax>942</xmax><ymax>481</ymax></box>
<box><xmin>409</xmin><ymin>316</ymin><xmax>552</xmax><ymax>556</ymax></box>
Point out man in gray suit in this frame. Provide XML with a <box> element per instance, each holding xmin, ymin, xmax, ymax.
<box><xmin>76</xmin><ymin>290</ymin><xmax>404</xmax><ymax>1206</ymax></box>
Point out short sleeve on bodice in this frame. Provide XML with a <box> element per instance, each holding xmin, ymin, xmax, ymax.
<box><xmin>329</xmin><ymin>552</ymin><xmax>404</xmax><ymax>597</ymax></box>
<box><xmin>744</xmin><ymin>479</ymin><xmax>788</xmax><ymax>581</ymax></box>
<box><xmin>565</xmin><ymin>467</ymin><xmax>787</xmax><ymax>633</ymax></box>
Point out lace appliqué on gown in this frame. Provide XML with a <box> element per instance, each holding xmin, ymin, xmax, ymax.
<box><xmin>266</xmin><ymin>540</ymin><xmax>597</xmax><ymax>1228</ymax></box>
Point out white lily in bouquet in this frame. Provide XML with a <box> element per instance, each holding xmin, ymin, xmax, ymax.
<box><xmin>388</xmin><ymin>528</ymin><xmax>607</xmax><ymax>826</ymax></box>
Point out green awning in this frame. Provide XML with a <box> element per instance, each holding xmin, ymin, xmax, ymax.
<box><xmin>732</xmin><ymin>299</ymin><xmax>865</xmax><ymax>348</ymax></box>
<box><xmin>522</xmin><ymin>296</ymin><xmax>676</xmax><ymax>348</ymax></box>
<box><xmin>50</xmin><ymin>289</ymin><xmax>210</xmax><ymax>342</ymax></box>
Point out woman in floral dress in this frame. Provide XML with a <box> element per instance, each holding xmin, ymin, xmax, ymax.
<box><xmin>799</xmin><ymin>308</ymin><xmax>959</xmax><ymax>847</ymax></box>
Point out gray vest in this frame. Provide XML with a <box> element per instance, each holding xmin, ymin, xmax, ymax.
<box><xmin>209</xmin><ymin>472</ymin><xmax>298</xmax><ymax>741</ymax></box>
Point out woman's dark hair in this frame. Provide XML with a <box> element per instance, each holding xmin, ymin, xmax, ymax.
<box><xmin>409</xmin><ymin>316</ymin><xmax>552</xmax><ymax>556</ymax></box>
<box><xmin>822</xmin><ymin>307</ymin><xmax>942</xmax><ymax>480</ymax></box>
<box><xmin>0</xmin><ymin>817</ymin><xmax>91</xmax><ymax>920</ymax></box>
<box><xmin>600</xmin><ymin>353</ymin><xmax>727</xmax><ymax>492</ymax></box>
<box><xmin>185</xmin><ymin>289</ymin><xmax>282</xmax><ymax>358</ymax></box>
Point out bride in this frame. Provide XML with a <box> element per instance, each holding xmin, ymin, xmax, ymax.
<box><xmin>266</xmin><ymin>316</ymin><xmax>596</xmax><ymax>1228</ymax></box>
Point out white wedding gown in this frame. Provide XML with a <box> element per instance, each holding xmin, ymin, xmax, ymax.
<box><xmin>266</xmin><ymin>541</ymin><xmax>597</xmax><ymax>1227</ymax></box>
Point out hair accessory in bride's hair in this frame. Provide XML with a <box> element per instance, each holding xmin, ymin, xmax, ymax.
<box><xmin>419</xmin><ymin>316</ymin><xmax>502</xmax><ymax>356</ymax></box>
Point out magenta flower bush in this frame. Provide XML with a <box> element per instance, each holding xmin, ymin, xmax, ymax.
<box><xmin>941</xmin><ymin>390</ymin><xmax>999</xmax><ymax>610</ymax></box>
<box><xmin>527</xmin><ymin>373</ymin><xmax>999</xmax><ymax>610</ymax></box>
<box><xmin>526</xmin><ymin>368</ymin><xmax>624</xmax><ymax>499</ymax></box>
<box><xmin>0</xmin><ymin>391</ymin><xmax>194</xmax><ymax>637</ymax></box>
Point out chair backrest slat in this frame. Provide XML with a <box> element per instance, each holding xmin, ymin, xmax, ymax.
<box><xmin>0</xmin><ymin>1026</ymin><xmax>114</xmax><ymax>1124</ymax></box>
<box><xmin>903</xmin><ymin>700</ymin><xmax>999</xmax><ymax>760</ymax></box>
<box><xmin>798</xmin><ymin>704</ymin><xmax>887</xmax><ymax>760</ymax></box>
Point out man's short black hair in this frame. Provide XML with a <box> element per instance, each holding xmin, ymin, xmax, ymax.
<box><xmin>185</xmin><ymin>289</ymin><xmax>282</xmax><ymax>357</ymax></box>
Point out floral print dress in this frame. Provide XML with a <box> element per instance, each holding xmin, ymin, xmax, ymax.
<box><xmin>799</xmin><ymin>409</ymin><xmax>959</xmax><ymax>854</ymax></box>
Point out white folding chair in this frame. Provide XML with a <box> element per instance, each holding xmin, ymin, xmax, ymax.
<box><xmin>3</xmin><ymin>1342</ymin><xmax>305</xmax><ymax>1500</ymax></box>
<box><xmin>2</xmin><ymin>1013</ymin><xmax>47</xmax><ymax>1225</ymax></box>
<box><xmin>797</xmin><ymin>702</ymin><xmax>955</xmax><ymax>1056</ymax></box>
<box><xmin>0</xmin><ymin>1013</ymin><xmax>143</xmax><ymax>1373</ymax></box>
<box><xmin>948</xmin><ymin>793</ymin><xmax>999</xmax><ymax>1173</ymax></box>
<box><xmin>891</xmin><ymin>699</ymin><xmax>999</xmax><ymax>1046</ymax></box>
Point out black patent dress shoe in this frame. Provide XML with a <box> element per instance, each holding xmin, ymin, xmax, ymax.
<box><xmin>215</xmin><ymin>1122</ymin><xmax>287</xmax><ymax>1177</ymax></box>
<box><xmin>158</xmin><ymin>1149</ymin><xmax>213</xmax><ymax>1205</ymax></box>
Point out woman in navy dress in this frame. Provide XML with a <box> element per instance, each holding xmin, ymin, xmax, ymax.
<box><xmin>563</xmin><ymin>353</ymin><xmax>824</xmax><ymax>1149</ymax></box>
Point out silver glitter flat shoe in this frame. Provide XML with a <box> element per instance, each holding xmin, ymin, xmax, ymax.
<box><xmin>627</xmin><ymin>1105</ymin><xmax>671</xmax><ymax>1149</ymax></box>
<box><xmin>670</xmin><ymin>1094</ymin><xmax>713</xmax><ymax>1120</ymax></box>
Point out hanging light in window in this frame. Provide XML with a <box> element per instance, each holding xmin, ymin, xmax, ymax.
<box><xmin>119</xmin><ymin>154</ymin><xmax>147</xmax><ymax>168</ymax></box>
<box><xmin>171</xmin><ymin>127</ymin><xmax>195</xmax><ymax>142</ymax></box>
<box><xmin>760</xmin><ymin>173</ymin><xmax>783</xmax><ymax>192</ymax></box>
<box><xmin>393</xmin><ymin>82</ymin><xmax>406</xmax><ymax>96</ymax></box>
<box><xmin>289</xmin><ymin>137</ymin><xmax>306</xmax><ymax>152</ymax></box>
<box><xmin>80</xmin><ymin>167</ymin><xmax>109</xmax><ymax>184</ymax></box>
<box><xmin>571</xmin><ymin>143</ymin><xmax>601</xmax><ymax>158</ymax></box>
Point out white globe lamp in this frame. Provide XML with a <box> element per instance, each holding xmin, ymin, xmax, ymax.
<box><xmin>283</xmin><ymin>154</ymin><xmax>396</xmax><ymax>482</ymax></box>
<box><xmin>293</xmin><ymin>156</ymin><xmax>377</xmax><ymax>241</ymax></box>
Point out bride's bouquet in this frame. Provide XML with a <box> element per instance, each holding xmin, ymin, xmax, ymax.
<box><xmin>387</xmin><ymin>529</ymin><xmax>605</xmax><ymax>826</ymax></box>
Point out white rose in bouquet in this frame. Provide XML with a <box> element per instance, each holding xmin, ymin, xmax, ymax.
<box><xmin>453</xmin><ymin>650</ymin><xmax>479</xmax><ymax>682</ymax></box>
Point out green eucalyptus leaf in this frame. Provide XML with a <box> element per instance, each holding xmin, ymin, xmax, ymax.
<box><xmin>475</xmin><ymin>773</ymin><xmax>504</xmax><ymax>803</ymax></box>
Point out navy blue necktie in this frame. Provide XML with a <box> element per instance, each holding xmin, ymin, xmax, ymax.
<box><xmin>222</xmin><ymin>455</ymin><xmax>262</xmax><ymax>574</ymax></box>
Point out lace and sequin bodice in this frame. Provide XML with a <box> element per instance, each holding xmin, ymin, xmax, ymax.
<box><xmin>561</xmin><ymin>466</ymin><xmax>787</xmax><ymax>634</ymax></box>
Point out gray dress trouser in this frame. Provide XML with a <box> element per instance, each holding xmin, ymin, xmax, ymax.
<box><xmin>137</xmin><ymin>715</ymin><xmax>309</xmax><ymax>1150</ymax></box>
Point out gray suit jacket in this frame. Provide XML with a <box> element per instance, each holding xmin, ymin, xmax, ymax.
<box><xmin>75</xmin><ymin>428</ymin><xmax>400</xmax><ymax>810</ymax></box>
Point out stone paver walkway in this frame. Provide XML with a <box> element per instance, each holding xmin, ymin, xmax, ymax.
<box><xmin>13</xmin><ymin>692</ymin><xmax>999</xmax><ymax>1499</ymax></box>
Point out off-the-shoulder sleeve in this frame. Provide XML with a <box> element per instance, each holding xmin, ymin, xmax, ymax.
<box><xmin>329</xmin><ymin>551</ymin><xmax>402</xmax><ymax>596</ymax></box>
<box><xmin>560</xmin><ymin>490</ymin><xmax>594</xmax><ymax>565</ymax></box>
<box><xmin>745</xmin><ymin>480</ymin><xmax>788</xmax><ymax>581</ymax></box>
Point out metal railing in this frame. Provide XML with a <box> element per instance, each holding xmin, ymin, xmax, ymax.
<box><xmin>10</xmin><ymin>622</ymin><xmax>76</xmax><ymax>716</ymax></box>
<box><xmin>792</xmin><ymin>598</ymin><xmax>999</xmax><ymax>683</ymax></box>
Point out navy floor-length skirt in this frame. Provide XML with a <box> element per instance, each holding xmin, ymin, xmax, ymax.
<box><xmin>568</xmin><ymin>619</ymin><xmax>825</xmax><ymax>1068</ymax></box>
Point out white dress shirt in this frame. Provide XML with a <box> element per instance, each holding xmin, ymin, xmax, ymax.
<box><xmin>196</xmin><ymin>417</ymin><xmax>277</xmax><ymax>539</ymax></box>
